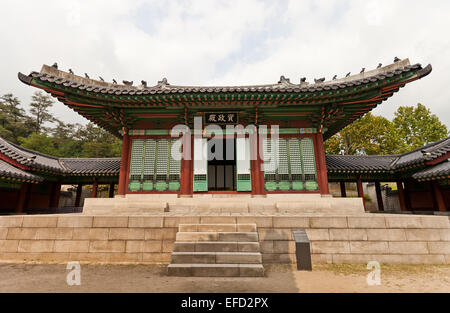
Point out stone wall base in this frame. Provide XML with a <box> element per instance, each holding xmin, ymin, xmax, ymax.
<box><xmin>0</xmin><ymin>214</ymin><xmax>449</xmax><ymax>264</ymax></box>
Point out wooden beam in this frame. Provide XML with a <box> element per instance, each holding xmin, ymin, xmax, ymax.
<box><xmin>109</xmin><ymin>183</ymin><xmax>115</xmax><ymax>198</ymax></box>
<box><xmin>15</xmin><ymin>183</ymin><xmax>29</xmax><ymax>214</ymax></box>
<box><xmin>375</xmin><ymin>182</ymin><xmax>384</xmax><ymax>212</ymax></box>
<box><xmin>118</xmin><ymin>131</ymin><xmax>130</xmax><ymax>196</ymax></box>
<box><xmin>340</xmin><ymin>181</ymin><xmax>347</xmax><ymax>197</ymax></box>
<box><xmin>397</xmin><ymin>181</ymin><xmax>408</xmax><ymax>212</ymax></box>
<box><xmin>49</xmin><ymin>181</ymin><xmax>61</xmax><ymax>208</ymax></box>
<box><xmin>356</xmin><ymin>178</ymin><xmax>365</xmax><ymax>210</ymax></box>
<box><xmin>91</xmin><ymin>179</ymin><xmax>98</xmax><ymax>198</ymax></box>
<box><xmin>432</xmin><ymin>181</ymin><xmax>447</xmax><ymax>212</ymax></box>
<box><xmin>75</xmin><ymin>184</ymin><xmax>83</xmax><ymax>207</ymax></box>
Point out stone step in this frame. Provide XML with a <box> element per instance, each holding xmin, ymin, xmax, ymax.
<box><xmin>178</xmin><ymin>224</ymin><xmax>256</xmax><ymax>233</ymax></box>
<box><xmin>171</xmin><ymin>252</ymin><xmax>262</xmax><ymax>264</ymax></box>
<box><xmin>168</xmin><ymin>264</ymin><xmax>264</xmax><ymax>277</ymax></box>
<box><xmin>174</xmin><ymin>241</ymin><xmax>260</xmax><ymax>253</ymax></box>
<box><xmin>176</xmin><ymin>232</ymin><xmax>259</xmax><ymax>242</ymax></box>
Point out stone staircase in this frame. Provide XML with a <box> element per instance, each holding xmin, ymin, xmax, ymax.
<box><xmin>168</xmin><ymin>224</ymin><xmax>264</xmax><ymax>277</ymax></box>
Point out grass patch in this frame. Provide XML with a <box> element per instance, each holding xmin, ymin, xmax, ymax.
<box><xmin>313</xmin><ymin>264</ymin><xmax>450</xmax><ymax>277</ymax></box>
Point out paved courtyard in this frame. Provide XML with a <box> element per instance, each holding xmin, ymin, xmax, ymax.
<box><xmin>0</xmin><ymin>263</ymin><xmax>448</xmax><ymax>293</ymax></box>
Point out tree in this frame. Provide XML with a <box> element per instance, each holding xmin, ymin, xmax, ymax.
<box><xmin>0</xmin><ymin>93</ymin><xmax>32</xmax><ymax>143</ymax></box>
<box><xmin>325</xmin><ymin>104</ymin><xmax>449</xmax><ymax>155</ymax></box>
<box><xmin>18</xmin><ymin>133</ymin><xmax>58</xmax><ymax>156</ymax></box>
<box><xmin>0</xmin><ymin>94</ymin><xmax>25</xmax><ymax>122</ymax></box>
<box><xmin>51</xmin><ymin>120</ymin><xmax>83</xmax><ymax>157</ymax></box>
<box><xmin>75</xmin><ymin>123</ymin><xmax>122</xmax><ymax>157</ymax></box>
<box><xmin>325</xmin><ymin>113</ymin><xmax>402</xmax><ymax>155</ymax></box>
<box><xmin>392</xmin><ymin>103</ymin><xmax>448</xmax><ymax>152</ymax></box>
<box><xmin>29</xmin><ymin>91</ymin><xmax>55</xmax><ymax>133</ymax></box>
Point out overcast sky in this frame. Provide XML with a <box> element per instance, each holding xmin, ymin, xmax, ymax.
<box><xmin>1</xmin><ymin>0</ymin><xmax>449</xmax><ymax>127</ymax></box>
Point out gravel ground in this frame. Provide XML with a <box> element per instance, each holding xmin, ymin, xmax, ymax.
<box><xmin>0</xmin><ymin>263</ymin><xmax>448</xmax><ymax>293</ymax></box>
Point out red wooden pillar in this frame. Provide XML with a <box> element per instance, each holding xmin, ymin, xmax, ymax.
<box><xmin>109</xmin><ymin>183</ymin><xmax>115</xmax><ymax>198</ymax></box>
<box><xmin>118</xmin><ymin>131</ymin><xmax>130</xmax><ymax>196</ymax></box>
<box><xmin>74</xmin><ymin>184</ymin><xmax>83</xmax><ymax>207</ymax></box>
<box><xmin>315</xmin><ymin>132</ymin><xmax>330</xmax><ymax>195</ymax></box>
<box><xmin>340</xmin><ymin>181</ymin><xmax>347</xmax><ymax>198</ymax></box>
<box><xmin>15</xmin><ymin>182</ymin><xmax>29</xmax><ymax>214</ymax></box>
<box><xmin>356</xmin><ymin>178</ymin><xmax>365</xmax><ymax>209</ymax></box>
<box><xmin>91</xmin><ymin>179</ymin><xmax>98</xmax><ymax>198</ymax></box>
<box><xmin>49</xmin><ymin>181</ymin><xmax>61</xmax><ymax>208</ymax></box>
<box><xmin>397</xmin><ymin>181</ymin><xmax>408</xmax><ymax>212</ymax></box>
<box><xmin>432</xmin><ymin>181</ymin><xmax>447</xmax><ymax>212</ymax></box>
<box><xmin>251</xmin><ymin>133</ymin><xmax>264</xmax><ymax>195</ymax></box>
<box><xmin>180</xmin><ymin>133</ymin><xmax>193</xmax><ymax>196</ymax></box>
<box><xmin>375</xmin><ymin>181</ymin><xmax>384</xmax><ymax>211</ymax></box>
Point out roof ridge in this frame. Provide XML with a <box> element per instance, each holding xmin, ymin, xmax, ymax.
<box><xmin>27</xmin><ymin>59</ymin><xmax>418</xmax><ymax>91</ymax></box>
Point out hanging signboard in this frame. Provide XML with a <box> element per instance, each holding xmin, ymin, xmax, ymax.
<box><xmin>204</xmin><ymin>112</ymin><xmax>238</xmax><ymax>125</ymax></box>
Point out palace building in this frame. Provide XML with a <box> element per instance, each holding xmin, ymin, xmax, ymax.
<box><xmin>1</xmin><ymin>58</ymin><xmax>448</xmax><ymax>213</ymax></box>
<box><xmin>15</xmin><ymin>59</ymin><xmax>432</xmax><ymax>198</ymax></box>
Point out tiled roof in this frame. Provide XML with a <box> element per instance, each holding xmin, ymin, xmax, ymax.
<box><xmin>326</xmin><ymin>155</ymin><xmax>396</xmax><ymax>173</ymax></box>
<box><xmin>391</xmin><ymin>137</ymin><xmax>450</xmax><ymax>169</ymax></box>
<box><xmin>0</xmin><ymin>137</ymin><xmax>65</xmax><ymax>173</ymax></box>
<box><xmin>60</xmin><ymin>158</ymin><xmax>120</xmax><ymax>175</ymax></box>
<box><xmin>412</xmin><ymin>161</ymin><xmax>450</xmax><ymax>180</ymax></box>
<box><xmin>0</xmin><ymin>159</ymin><xmax>43</xmax><ymax>183</ymax></box>
<box><xmin>0</xmin><ymin>137</ymin><xmax>120</xmax><ymax>177</ymax></box>
<box><xmin>18</xmin><ymin>60</ymin><xmax>430</xmax><ymax>96</ymax></box>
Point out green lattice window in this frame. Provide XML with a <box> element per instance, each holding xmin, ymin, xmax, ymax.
<box><xmin>262</xmin><ymin>137</ymin><xmax>318</xmax><ymax>191</ymax></box>
<box><xmin>128</xmin><ymin>139</ymin><xmax>181</xmax><ymax>192</ymax></box>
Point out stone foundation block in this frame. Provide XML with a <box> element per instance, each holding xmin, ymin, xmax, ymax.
<box><xmin>273</xmin><ymin>241</ymin><xmax>296</xmax><ymax>254</ymax></box>
<box><xmin>108</xmin><ymin>228</ymin><xmax>145</xmax><ymax>240</ymax></box>
<box><xmin>18</xmin><ymin>240</ymin><xmax>54</xmax><ymax>253</ymax></box>
<box><xmin>129</xmin><ymin>216</ymin><xmax>164</xmax><ymax>228</ymax></box>
<box><xmin>405</xmin><ymin>229</ymin><xmax>441</xmax><ymax>241</ymax></box>
<box><xmin>427</xmin><ymin>242</ymin><xmax>450</xmax><ymax>254</ymax></box>
<box><xmin>311</xmin><ymin>241</ymin><xmax>350</xmax><ymax>254</ymax></box>
<box><xmin>0</xmin><ymin>216</ymin><xmax>23</xmax><ymax>227</ymax></box>
<box><xmin>89</xmin><ymin>240</ymin><xmax>126</xmax><ymax>253</ymax></box>
<box><xmin>144</xmin><ymin>228</ymin><xmax>163</xmax><ymax>240</ymax></box>
<box><xmin>72</xmin><ymin>228</ymin><xmax>109</xmax><ymax>240</ymax></box>
<box><xmin>305</xmin><ymin>229</ymin><xmax>329</xmax><ymax>241</ymax></box>
<box><xmin>388</xmin><ymin>242</ymin><xmax>429</xmax><ymax>254</ymax></box>
<box><xmin>92</xmin><ymin>217</ymin><xmax>128</xmax><ymax>228</ymax></box>
<box><xmin>0</xmin><ymin>228</ymin><xmax>7</xmax><ymax>240</ymax></box>
<box><xmin>420</xmin><ymin>216</ymin><xmax>450</xmax><ymax>228</ymax></box>
<box><xmin>310</xmin><ymin>217</ymin><xmax>347</xmax><ymax>229</ymax></box>
<box><xmin>142</xmin><ymin>252</ymin><xmax>171</xmax><ymax>263</ymax></box>
<box><xmin>385</xmin><ymin>216</ymin><xmax>422</xmax><ymax>229</ymax></box>
<box><xmin>22</xmin><ymin>216</ymin><xmax>58</xmax><ymax>228</ymax></box>
<box><xmin>349</xmin><ymin>241</ymin><xmax>389</xmax><ymax>254</ymax></box>
<box><xmin>347</xmin><ymin>216</ymin><xmax>386</xmax><ymax>228</ymax></box>
<box><xmin>366</xmin><ymin>229</ymin><xmax>406</xmax><ymax>241</ymax></box>
<box><xmin>6</xmin><ymin>228</ymin><xmax>38</xmax><ymax>240</ymax></box>
<box><xmin>54</xmin><ymin>240</ymin><xmax>89</xmax><ymax>253</ymax></box>
<box><xmin>258</xmin><ymin>229</ymin><xmax>292</xmax><ymax>241</ymax></box>
<box><xmin>57</xmin><ymin>216</ymin><xmax>93</xmax><ymax>228</ymax></box>
<box><xmin>0</xmin><ymin>240</ymin><xmax>19</xmax><ymax>252</ymax></box>
<box><xmin>273</xmin><ymin>217</ymin><xmax>309</xmax><ymax>228</ymax></box>
<box><xmin>164</xmin><ymin>216</ymin><xmax>200</xmax><ymax>228</ymax></box>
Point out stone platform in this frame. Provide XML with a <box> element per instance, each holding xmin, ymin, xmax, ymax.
<box><xmin>0</xmin><ymin>212</ymin><xmax>449</xmax><ymax>265</ymax></box>
<box><xmin>83</xmin><ymin>194</ymin><xmax>365</xmax><ymax>215</ymax></box>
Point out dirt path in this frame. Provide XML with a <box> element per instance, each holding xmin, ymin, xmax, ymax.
<box><xmin>0</xmin><ymin>263</ymin><xmax>448</xmax><ymax>293</ymax></box>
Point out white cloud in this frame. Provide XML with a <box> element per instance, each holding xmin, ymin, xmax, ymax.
<box><xmin>0</xmin><ymin>0</ymin><xmax>448</xmax><ymax>127</ymax></box>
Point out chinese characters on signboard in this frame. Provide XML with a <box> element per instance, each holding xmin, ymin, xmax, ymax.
<box><xmin>205</xmin><ymin>113</ymin><xmax>238</xmax><ymax>125</ymax></box>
